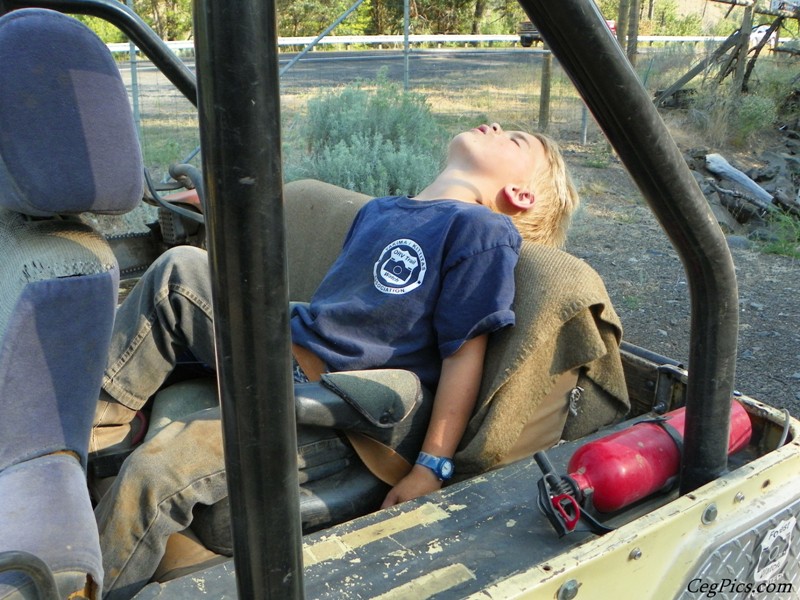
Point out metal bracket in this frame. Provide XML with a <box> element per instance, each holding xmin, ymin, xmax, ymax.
<box><xmin>653</xmin><ymin>363</ymin><xmax>688</xmax><ymax>414</ymax></box>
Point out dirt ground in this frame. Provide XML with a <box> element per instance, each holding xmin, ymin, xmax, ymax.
<box><xmin>561</xmin><ymin>137</ymin><xmax>800</xmax><ymax>418</ymax></box>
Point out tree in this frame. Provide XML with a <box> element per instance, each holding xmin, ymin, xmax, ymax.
<box><xmin>409</xmin><ymin>0</ymin><xmax>475</xmax><ymax>33</ymax></box>
<box><xmin>77</xmin><ymin>15</ymin><xmax>128</xmax><ymax>43</ymax></box>
<box><xmin>617</xmin><ymin>0</ymin><xmax>630</xmax><ymax>47</ymax></box>
<box><xmin>627</xmin><ymin>0</ymin><xmax>641</xmax><ymax>63</ymax></box>
<box><xmin>472</xmin><ymin>0</ymin><xmax>487</xmax><ymax>34</ymax></box>
<box><xmin>278</xmin><ymin>0</ymin><xmax>373</xmax><ymax>36</ymax></box>
<box><xmin>136</xmin><ymin>0</ymin><xmax>192</xmax><ymax>40</ymax></box>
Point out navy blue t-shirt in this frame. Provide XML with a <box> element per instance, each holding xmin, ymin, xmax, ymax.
<box><xmin>290</xmin><ymin>195</ymin><xmax>521</xmax><ymax>390</ymax></box>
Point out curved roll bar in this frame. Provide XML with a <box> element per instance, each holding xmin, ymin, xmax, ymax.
<box><xmin>518</xmin><ymin>0</ymin><xmax>739</xmax><ymax>495</ymax></box>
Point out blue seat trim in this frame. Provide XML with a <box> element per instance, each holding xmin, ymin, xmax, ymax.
<box><xmin>0</xmin><ymin>271</ymin><xmax>117</xmax><ymax>470</ymax></box>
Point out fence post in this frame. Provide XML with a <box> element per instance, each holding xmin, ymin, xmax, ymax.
<box><xmin>538</xmin><ymin>47</ymin><xmax>552</xmax><ymax>132</ymax></box>
<box><xmin>126</xmin><ymin>0</ymin><xmax>141</xmax><ymax>140</ymax></box>
<box><xmin>581</xmin><ymin>104</ymin><xmax>588</xmax><ymax>145</ymax></box>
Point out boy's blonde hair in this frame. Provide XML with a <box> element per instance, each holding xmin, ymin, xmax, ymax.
<box><xmin>515</xmin><ymin>132</ymin><xmax>579</xmax><ymax>248</ymax></box>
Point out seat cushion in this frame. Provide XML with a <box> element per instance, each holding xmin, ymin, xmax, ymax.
<box><xmin>0</xmin><ymin>455</ymin><xmax>102</xmax><ymax>599</ymax></box>
<box><xmin>192</xmin><ymin>462</ymin><xmax>388</xmax><ymax>555</ymax></box>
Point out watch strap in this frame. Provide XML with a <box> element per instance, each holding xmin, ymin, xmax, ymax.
<box><xmin>416</xmin><ymin>451</ymin><xmax>454</xmax><ymax>480</ymax></box>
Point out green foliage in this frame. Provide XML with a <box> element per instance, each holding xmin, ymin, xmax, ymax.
<box><xmin>77</xmin><ymin>0</ymin><xmax>192</xmax><ymax>41</ymax></box>
<box><xmin>594</xmin><ymin>0</ymin><xmax>619</xmax><ymax>19</ymax></box>
<box><xmin>650</xmin><ymin>1</ymin><xmax>702</xmax><ymax>36</ymax></box>
<box><xmin>278</xmin><ymin>0</ymin><xmax>373</xmax><ymax>36</ymax></box>
<box><xmin>76</xmin><ymin>0</ymin><xmax>723</xmax><ymax>43</ymax></box>
<box><xmin>750</xmin><ymin>62</ymin><xmax>800</xmax><ymax>118</ymax></box>
<box><xmin>286</xmin><ymin>70</ymin><xmax>447</xmax><ymax>196</ymax></box>
<box><xmin>76</xmin><ymin>16</ymin><xmax>127</xmax><ymax>43</ymax></box>
<box><xmin>760</xmin><ymin>211</ymin><xmax>800</xmax><ymax>259</ymax></box>
<box><xmin>276</xmin><ymin>0</ymin><xmax>528</xmax><ymax>37</ymax></box>
<box><xmin>296</xmin><ymin>132</ymin><xmax>443</xmax><ymax>196</ymax></box>
<box><xmin>688</xmin><ymin>86</ymin><xmax>778</xmax><ymax>148</ymax></box>
<box><xmin>622</xmin><ymin>295</ymin><xmax>643</xmax><ymax>310</ymax></box>
<box><xmin>134</xmin><ymin>0</ymin><xmax>193</xmax><ymax>40</ymax></box>
<box><xmin>735</xmin><ymin>94</ymin><xmax>778</xmax><ymax>144</ymax></box>
<box><xmin>477</xmin><ymin>0</ymin><xmax>527</xmax><ymax>35</ymax></box>
<box><xmin>583</xmin><ymin>144</ymin><xmax>613</xmax><ymax>168</ymax></box>
<box><xmin>598</xmin><ymin>0</ymin><xmax>704</xmax><ymax>36</ymax></box>
<box><xmin>412</xmin><ymin>0</ymin><xmax>477</xmax><ymax>34</ymax></box>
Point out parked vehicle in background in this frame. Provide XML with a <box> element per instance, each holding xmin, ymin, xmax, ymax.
<box><xmin>518</xmin><ymin>19</ymin><xmax>615</xmax><ymax>46</ymax></box>
<box><xmin>517</xmin><ymin>20</ymin><xmax>542</xmax><ymax>47</ymax></box>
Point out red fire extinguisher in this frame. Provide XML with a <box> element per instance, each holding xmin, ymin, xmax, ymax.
<box><xmin>535</xmin><ymin>400</ymin><xmax>752</xmax><ymax>536</ymax></box>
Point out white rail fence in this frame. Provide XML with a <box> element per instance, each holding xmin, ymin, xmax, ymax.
<box><xmin>108</xmin><ymin>34</ymin><xmax>729</xmax><ymax>54</ymax></box>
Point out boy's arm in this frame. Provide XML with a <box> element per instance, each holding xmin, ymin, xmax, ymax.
<box><xmin>380</xmin><ymin>333</ymin><xmax>488</xmax><ymax>508</ymax></box>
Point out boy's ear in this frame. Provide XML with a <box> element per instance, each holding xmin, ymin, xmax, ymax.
<box><xmin>502</xmin><ymin>184</ymin><xmax>534</xmax><ymax>212</ymax></box>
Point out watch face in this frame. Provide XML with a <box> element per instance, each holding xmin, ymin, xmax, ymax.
<box><xmin>439</xmin><ymin>459</ymin><xmax>454</xmax><ymax>479</ymax></box>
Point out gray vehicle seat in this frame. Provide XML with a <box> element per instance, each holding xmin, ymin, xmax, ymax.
<box><xmin>157</xmin><ymin>179</ymin><xmax>629</xmax><ymax>574</ymax></box>
<box><xmin>0</xmin><ymin>8</ymin><xmax>142</xmax><ymax>599</ymax></box>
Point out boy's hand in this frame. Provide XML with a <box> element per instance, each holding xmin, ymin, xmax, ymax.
<box><xmin>380</xmin><ymin>464</ymin><xmax>443</xmax><ymax>508</ymax></box>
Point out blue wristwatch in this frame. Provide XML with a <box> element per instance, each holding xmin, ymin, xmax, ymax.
<box><xmin>416</xmin><ymin>452</ymin><xmax>455</xmax><ymax>481</ymax></box>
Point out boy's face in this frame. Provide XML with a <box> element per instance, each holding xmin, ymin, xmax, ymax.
<box><xmin>447</xmin><ymin>123</ymin><xmax>547</xmax><ymax>216</ymax></box>
<box><xmin>447</xmin><ymin>124</ymin><xmax>545</xmax><ymax>214</ymax></box>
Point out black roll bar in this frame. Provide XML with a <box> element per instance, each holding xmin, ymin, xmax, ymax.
<box><xmin>192</xmin><ymin>1</ymin><xmax>304</xmax><ymax>599</ymax></box>
<box><xmin>1</xmin><ymin>0</ymin><xmax>197</xmax><ymax>105</ymax></box>
<box><xmin>518</xmin><ymin>0</ymin><xmax>739</xmax><ymax>493</ymax></box>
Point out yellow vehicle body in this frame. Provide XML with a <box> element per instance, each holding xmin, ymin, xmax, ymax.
<box><xmin>478</xmin><ymin>397</ymin><xmax>800</xmax><ymax>600</ymax></box>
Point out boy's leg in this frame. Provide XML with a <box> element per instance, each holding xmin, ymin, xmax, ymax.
<box><xmin>96</xmin><ymin>410</ymin><xmax>358</xmax><ymax>599</ymax></box>
<box><xmin>92</xmin><ymin>245</ymin><xmax>217</xmax><ymax>450</ymax></box>
<box><xmin>95</xmin><ymin>406</ymin><xmax>226</xmax><ymax>600</ymax></box>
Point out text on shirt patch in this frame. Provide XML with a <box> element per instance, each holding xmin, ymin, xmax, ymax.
<box><xmin>374</xmin><ymin>239</ymin><xmax>427</xmax><ymax>294</ymax></box>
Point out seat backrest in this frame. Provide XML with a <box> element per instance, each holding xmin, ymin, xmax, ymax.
<box><xmin>283</xmin><ymin>181</ymin><xmax>630</xmax><ymax>478</ymax></box>
<box><xmin>0</xmin><ymin>8</ymin><xmax>143</xmax><ymax>598</ymax></box>
<box><xmin>284</xmin><ymin>179</ymin><xmax>370</xmax><ymax>302</ymax></box>
<box><xmin>0</xmin><ymin>7</ymin><xmax>143</xmax><ymax>470</ymax></box>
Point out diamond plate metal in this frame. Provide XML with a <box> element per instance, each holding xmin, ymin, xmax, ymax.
<box><xmin>675</xmin><ymin>497</ymin><xmax>800</xmax><ymax>599</ymax></box>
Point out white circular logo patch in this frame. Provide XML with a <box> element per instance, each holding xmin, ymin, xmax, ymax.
<box><xmin>374</xmin><ymin>239</ymin><xmax>426</xmax><ymax>294</ymax></box>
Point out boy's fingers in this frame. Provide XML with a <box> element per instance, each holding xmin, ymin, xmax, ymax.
<box><xmin>380</xmin><ymin>490</ymin><xmax>400</xmax><ymax>509</ymax></box>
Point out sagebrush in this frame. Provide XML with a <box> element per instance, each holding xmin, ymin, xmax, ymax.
<box><xmin>285</xmin><ymin>71</ymin><xmax>448</xmax><ymax>197</ymax></box>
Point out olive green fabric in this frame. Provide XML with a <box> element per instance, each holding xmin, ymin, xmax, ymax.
<box><xmin>284</xmin><ymin>179</ymin><xmax>370</xmax><ymax>302</ymax></box>
<box><xmin>455</xmin><ymin>243</ymin><xmax>630</xmax><ymax>477</ymax></box>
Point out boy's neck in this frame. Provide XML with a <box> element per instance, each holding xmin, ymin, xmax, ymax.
<box><xmin>414</xmin><ymin>171</ymin><xmax>485</xmax><ymax>205</ymax></box>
